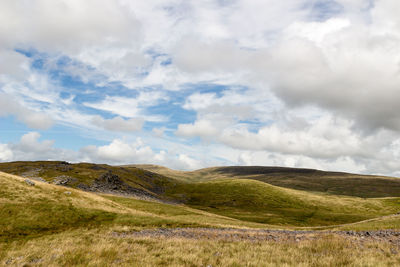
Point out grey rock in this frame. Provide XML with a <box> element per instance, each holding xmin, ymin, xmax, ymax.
<box><xmin>53</xmin><ymin>176</ymin><xmax>76</xmax><ymax>186</ymax></box>
<box><xmin>24</xmin><ymin>179</ymin><xmax>35</xmax><ymax>186</ymax></box>
<box><xmin>93</xmin><ymin>171</ymin><xmax>123</xmax><ymax>190</ymax></box>
<box><xmin>77</xmin><ymin>183</ymin><xmax>92</xmax><ymax>191</ymax></box>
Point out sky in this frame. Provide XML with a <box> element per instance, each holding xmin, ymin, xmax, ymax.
<box><xmin>1</xmin><ymin>0</ymin><xmax>400</xmax><ymax>175</ymax></box>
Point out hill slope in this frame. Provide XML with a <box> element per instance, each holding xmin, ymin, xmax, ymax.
<box><xmin>166</xmin><ymin>178</ymin><xmax>400</xmax><ymax>226</ymax></box>
<box><xmin>0</xmin><ymin>161</ymin><xmax>180</xmax><ymax>201</ymax></box>
<box><xmin>134</xmin><ymin>165</ymin><xmax>400</xmax><ymax>198</ymax></box>
<box><xmin>2</xmin><ymin>161</ymin><xmax>400</xmax><ymax>228</ymax></box>
<box><xmin>0</xmin><ymin>171</ymin><xmax>267</xmax><ymax>242</ymax></box>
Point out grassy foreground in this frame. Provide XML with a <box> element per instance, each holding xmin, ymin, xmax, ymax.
<box><xmin>2</xmin><ymin>229</ymin><xmax>400</xmax><ymax>266</ymax></box>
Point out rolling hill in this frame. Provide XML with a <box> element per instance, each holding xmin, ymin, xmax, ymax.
<box><xmin>133</xmin><ymin>164</ymin><xmax>400</xmax><ymax>198</ymax></box>
<box><xmin>0</xmin><ymin>170</ymin><xmax>265</xmax><ymax>242</ymax></box>
<box><xmin>165</xmin><ymin>178</ymin><xmax>400</xmax><ymax>226</ymax></box>
<box><xmin>1</xmin><ymin>161</ymin><xmax>400</xmax><ymax>228</ymax></box>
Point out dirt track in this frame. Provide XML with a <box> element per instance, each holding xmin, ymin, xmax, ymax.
<box><xmin>112</xmin><ymin>228</ymin><xmax>400</xmax><ymax>245</ymax></box>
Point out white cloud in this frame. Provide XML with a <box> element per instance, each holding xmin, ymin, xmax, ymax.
<box><xmin>0</xmin><ymin>132</ymin><xmax>203</xmax><ymax>170</ymax></box>
<box><xmin>81</xmin><ymin>139</ymin><xmax>154</xmax><ymax>164</ymax></box>
<box><xmin>169</xmin><ymin>2</ymin><xmax>400</xmax><ymax>135</ymax></box>
<box><xmin>80</xmin><ymin>138</ymin><xmax>202</xmax><ymax>170</ymax></box>
<box><xmin>0</xmin><ymin>0</ymin><xmax>141</xmax><ymax>52</ymax></box>
<box><xmin>15</xmin><ymin>132</ymin><xmax>54</xmax><ymax>154</ymax></box>
<box><xmin>84</xmin><ymin>91</ymin><xmax>168</xmax><ymax>121</ymax></box>
<box><xmin>0</xmin><ymin>49</ymin><xmax>30</xmax><ymax>80</ymax></box>
<box><xmin>176</xmin><ymin>119</ymin><xmax>219</xmax><ymax>139</ymax></box>
<box><xmin>0</xmin><ymin>93</ymin><xmax>53</xmax><ymax>130</ymax></box>
<box><xmin>92</xmin><ymin>115</ymin><xmax>143</xmax><ymax>132</ymax></box>
<box><xmin>1</xmin><ymin>132</ymin><xmax>77</xmax><ymax>162</ymax></box>
<box><xmin>0</xmin><ymin>144</ymin><xmax>13</xmax><ymax>161</ymax></box>
<box><xmin>220</xmin><ymin>116</ymin><xmax>363</xmax><ymax>159</ymax></box>
<box><xmin>237</xmin><ymin>151</ymin><xmax>367</xmax><ymax>174</ymax></box>
<box><xmin>152</xmin><ymin>127</ymin><xmax>166</xmax><ymax>138</ymax></box>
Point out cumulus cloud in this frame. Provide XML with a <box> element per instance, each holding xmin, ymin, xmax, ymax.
<box><xmin>0</xmin><ymin>132</ymin><xmax>202</xmax><ymax>170</ymax></box>
<box><xmin>1</xmin><ymin>132</ymin><xmax>76</xmax><ymax>162</ymax></box>
<box><xmin>0</xmin><ymin>144</ymin><xmax>13</xmax><ymax>161</ymax></box>
<box><xmin>176</xmin><ymin>120</ymin><xmax>219</xmax><ymax>139</ymax></box>
<box><xmin>220</xmin><ymin>116</ymin><xmax>364</xmax><ymax>159</ymax></box>
<box><xmin>80</xmin><ymin>138</ymin><xmax>202</xmax><ymax>170</ymax></box>
<box><xmin>172</xmin><ymin>3</ymin><xmax>400</xmax><ymax>133</ymax></box>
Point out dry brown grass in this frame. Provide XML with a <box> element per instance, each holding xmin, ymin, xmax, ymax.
<box><xmin>2</xmin><ymin>228</ymin><xmax>400</xmax><ymax>266</ymax></box>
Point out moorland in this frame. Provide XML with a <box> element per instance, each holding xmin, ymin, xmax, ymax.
<box><xmin>1</xmin><ymin>161</ymin><xmax>400</xmax><ymax>266</ymax></box>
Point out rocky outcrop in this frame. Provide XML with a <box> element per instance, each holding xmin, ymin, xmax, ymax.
<box><xmin>89</xmin><ymin>171</ymin><xmax>156</xmax><ymax>200</ymax></box>
<box><xmin>93</xmin><ymin>171</ymin><xmax>124</xmax><ymax>191</ymax></box>
<box><xmin>53</xmin><ymin>176</ymin><xmax>76</xmax><ymax>186</ymax></box>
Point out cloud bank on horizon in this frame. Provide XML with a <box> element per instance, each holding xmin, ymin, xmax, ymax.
<box><xmin>1</xmin><ymin>0</ymin><xmax>400</xmax><ymax>175</ymax></box>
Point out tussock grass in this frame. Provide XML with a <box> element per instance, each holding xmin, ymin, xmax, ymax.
<box><xmin>1</xmin><ymin>229</ymin><xmax>400</xmax><ymax>266</ymax></box>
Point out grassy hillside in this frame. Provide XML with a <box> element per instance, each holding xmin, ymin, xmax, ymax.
<box><xmin>0</xmin><ymin>161</ymin><xmax>180</xmax><ymax>200</ymax></box>
<box><xmin>166</xmin><ymin>178</ymin><xmax>400</xmax><ymax>226</ymax></box>
<box><xmin>135</xmin><ymin>165</ymin><xmax>400</xmax><ymax>198</ymax></box>
<box><xmin>0</xmin><ymin>171</ymin><xmax>268</xmax><ymax>242</ymax></box>
<box><xmin>2</xmin><ymin>161</ymin><xmax>400</xmax><ymax>229</ymax></box>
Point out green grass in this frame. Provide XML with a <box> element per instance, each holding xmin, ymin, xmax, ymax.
<box><xmin>166</xmin><ymin>179</ymin><xmax>400</xmax><ymax>226</ymax></box>
<box><xmin>0</xmin><ymin>172</ymin><xmax>266</xmax><ymax>242</ymax></box>
<box><xmin>136</xmin><ymin>165</ymin><xmax>400</xmax><ymax>198</ymax></box>
<box><xmin>3</xmin><ymin>161</ymin><xmax>400</xmax><ymax>232</ymax></box>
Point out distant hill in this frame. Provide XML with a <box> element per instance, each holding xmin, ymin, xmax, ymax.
<box><xmin>133</xmin><ymin>165</ymin><xmax>400</xmax><ymax>198</ymax></box>
<box><xmin>165</xmin><ymin>178</ymin><xmax>400</xmax><ymax>226</ymax></box>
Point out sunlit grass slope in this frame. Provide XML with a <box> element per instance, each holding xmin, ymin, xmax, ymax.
<box><xmin>135</xmin><ymin>164</ymin><xmax>400</xmax><ymax>198</ymax></box>
<box><xmin>167</xmin><ymin>178</ymin><xmax>400</xmax><ymax>226</ymax></box>
<box><xmin>334</xmin><ymin>213</ymin><xmax>400</xmax><ymax>231</ymax></box>
<box><xmin>0</xmin><ymin>172</ymin><xmax>266</xmax><ymax>242</ymax></box>
<box><xmin>2</xmin><ymin>162</ymin><xmax>400</xmax><ymax>233</ymax></box>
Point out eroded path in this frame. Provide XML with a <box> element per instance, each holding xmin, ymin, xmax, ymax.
<box><xmin>112</xmin><ymin>227</ymin><xmax>400</xmax><ymax>245</ymax></box>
